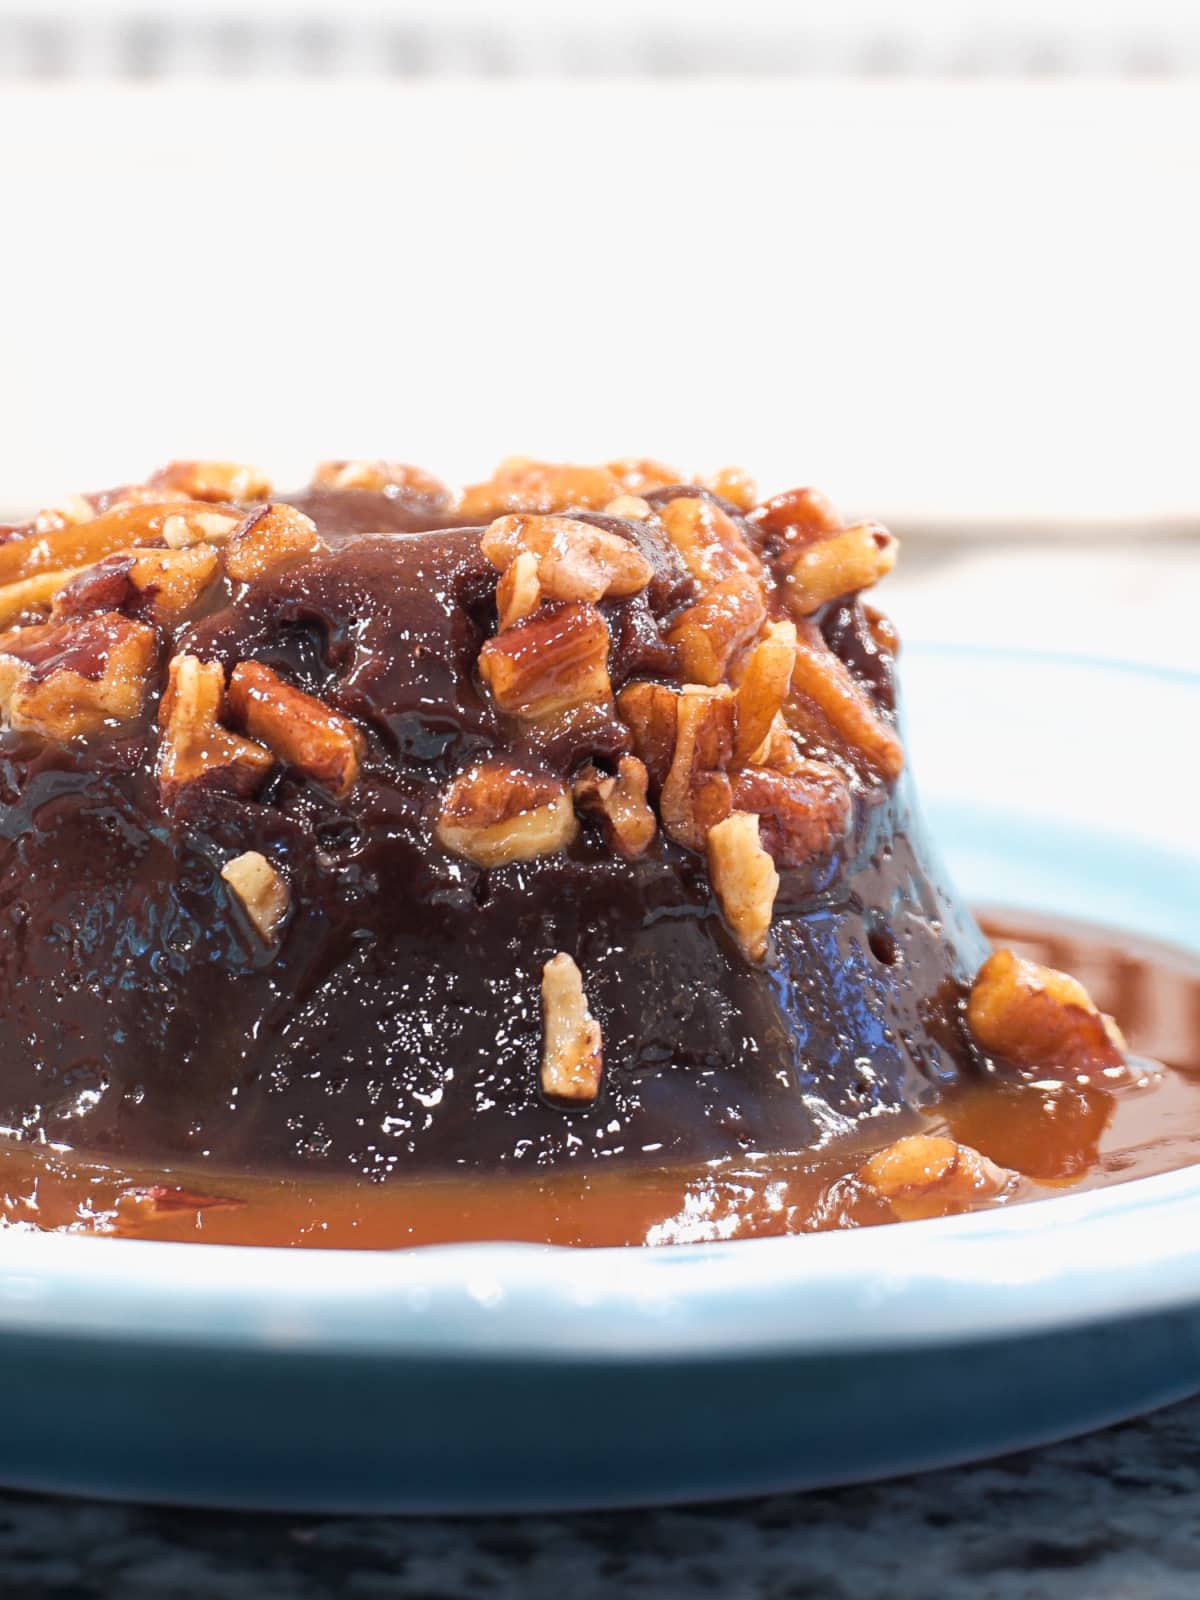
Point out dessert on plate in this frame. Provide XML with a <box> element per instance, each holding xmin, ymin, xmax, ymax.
<box><xmin>0</xmin><ymin>456</ymin><xmax>1186</xmax><ymax>1245</ymax></box>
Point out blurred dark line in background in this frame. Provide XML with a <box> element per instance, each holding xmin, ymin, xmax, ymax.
<box><xmin>2</xmin><ymin>3</ymin><xmax>1200</xmax><ymax>81</ymax></box>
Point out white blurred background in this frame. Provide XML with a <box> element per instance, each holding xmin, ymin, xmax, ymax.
<box><xmin>1</xmin><ymin>1</ymin><xmax>1197</xmax><ymax>663</ymax></box>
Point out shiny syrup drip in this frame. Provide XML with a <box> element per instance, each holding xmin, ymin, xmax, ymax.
<box><xmin>1</xmin><ymin>910</ymin><xmax>1197</xmax><ymax>1248</ymax></box>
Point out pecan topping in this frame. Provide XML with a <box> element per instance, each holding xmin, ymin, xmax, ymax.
<box><xmin>783</xmin><ymin>522</ymin><xmax>898</xmax><ymax>617</ymax></box>
<box><xmin>615</xmin><ymin>680</ymin><xmax>680</xmax><ymax>790</ymax></box>
<box><xmin>730</xmin><ymin>762</ymin><xmax>852</xmax><ymax>869</ymax></box>
<box><xmin>313</xmin><ymin>460</ymin><xmax>449</xmax><ymax>503</ymax></box>
<box><xmin>228</xmin><ymin>661</ymin><xmax>365</xmax><ymax>798</ymax></box>
<box><xmin>161</xmin><ymin>509</ymin><xmax>241</xmax><ymax>549</ymax></box>
<box><xmin>0</xmin><ymin>566</ymin><xmax>92</xmax><ymax>631</ymax></box>
<box><xmin>747</xmin><ymin>485</ymin><xmax>841</xmax><ymax>552</ymax></box>
<box><xmin>732</xmin><ymin>620</ymin><xmax>797</xmax><ymax>765</ymax></box>
<box><xmin>157</xmin><ymin>654</ymin><xmax>274</xmax><ymax>804</ymax></box>
<box><xmin>659</xmin><ymin>686</ymin><xmax>735</xmax><ymax>850</ymax></box>
<box><xmin>149</xmin><ymin>460</ymin><xmax>271</xmax><ymax>504</ymax></box>
<box><xmin>860</xmin><ymin>1134</ymin><xmax>1014</xmax><ymax>1221</ymax></box>
<box><xmin>667</xmin><ymin>573</ymin><xmax>767</xmax><ymax>688</ymax></box>
<box><xmin>0</xmin><ymin>612</ymin><xmax>156</xmax><ymax>739</ymax></box>
<box><xmin>221</xmin><ymin>850</ymin><xmax>290</xmax><ymax>943</ymax></box>
<box><xmin>967</xmin><ymin>949</ymin><xmax>1128</xmax><ymax>1076</ymax></box>
<box><xmin>495</xmin><ymin>550</ymin><xmax>542</xmax><ymax>632</ymax></box>
<box><xmin>789</xmin><ymin>621</ymin><xmax>904</xmax><ymax>781</ymax></box>
<box><xmin>706</xmin><ymin>810</ymin><xmax>779</xmax><ymax>962</ymax></box>
<box><xmin>223</xmin><ymin>504</ymin><xmax>322</xmax><ymax>583</ymax></box>
<box><xmin>602</xmin><ymin>494</ymin><xmax>652</xmax><ymax>521</ymax></box>
<box><xmin>0</xmin><ymin>501</ymin><xmax>204</xmax><ymax>589</ymax></box>
<box><xmin>54</xmin><ymin>545</ymin><xmax>221</xmax><ymax>625</ymax></box>
<box><xmin>33</xmin><ymin>494</ymin><xmax>95</xmax><ymax>535</ymax></box>
<box><xmin>540</xmin><ymin>953</ymin><xmax>603</xmax><ymax>1104</ymax></box>
<box><xmin>482</xmin><ymin>513</ymin><xmax>654</xmax><ymax>605</ymax></box>
<box><xmin>605</xmin><ymin>458</ymin><xmax>681</xmax><ymax>495</ymax></box>
<box><xmin>477</xmin><ymin>602</ymin><xmax>612</xmax><ymax>720</ymax></box>
<box><xmin>459</xmin><ymin>458</ymin><xmax>624</xmax><ymax>522</ymax></box>
<box><xmin>573</xmin><ymin>756</ymin><xmax>657</xmax><ymax>858</ymax></box>
<box><xmin>437</xmin><ymin>760</ymin><xmax>578</xmax><ymax>868</ymax></box>
<box><xmin>704</xmin><ymin>465</ymin><xmax>757</xmax><ymax>512</ymax></box>
<box><xmin>657</xmin><ymin>494</ymin><xmax>762</xmax><ymax>588</ymax></box>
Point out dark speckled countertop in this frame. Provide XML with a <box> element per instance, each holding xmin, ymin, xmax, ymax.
<box><xmin>4</xmin><ymin>1397</ymin><xmax>1200</xmax><ymax>1599</ymax></box>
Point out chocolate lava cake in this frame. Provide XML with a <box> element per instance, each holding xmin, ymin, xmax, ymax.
<box><xmin>0</xmin><ymin>457</ymin><xmax>1127</xmax><ymax>1184</ymax></box>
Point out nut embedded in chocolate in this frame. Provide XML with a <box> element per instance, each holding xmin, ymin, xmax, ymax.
<box><xmin>156</xmin><ymin>653</ymin><xmax>274</xmax><ymax>804</ymax></box>
<box><xmin>221</xmin><ymin>849</ymin><xmax>290</xmax><ymax>943</ymax></box>
<box><xmin>437</xmin><ymin>760</ymin><xmax>578</xmax><ymax>868</ymax></box>
<box><xmin>540</xmin><ymin>953</ymin><xmax>603</xmax><ymax>1104</ymax></box>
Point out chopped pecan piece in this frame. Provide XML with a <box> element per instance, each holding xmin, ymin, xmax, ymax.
<box><xmin>313</xmin><ymin>460</ymin><xmax>449</xmax><ymax>503</ymax></box>
<box><xmin>706</xmin><ymin>810</ymin><xmax>779</xmax><ymax>962</ymax></box>
<box><xmin>966</xmin><ymin>948</ymin><xmax>1127</xmax><ymax>1075</ymax></box>
<box><xmin>0</xmin><ymin>501</ymin><xmax>204</xmax><ymax>588</ymax></box>
<box><xmin>789</xmin><ymin>621</ymin><xmax>904</xmax><ymax>782</ymax></box>
<box><xmin>458</xmin><ymin>458</ymin><xmax>624</xmax><ymax>521</ymax></box>
<box><xmin>33</xmin><ymin>494</ymin><xmax>95</xmax><ymax>535</ymax></box>
<box><xmin>749</xmin><ymin>712</ymin><xmax>807</xmax><ymax>775</ymax></box>
<box><xmin>733</xmin><ymin>620</ymin><xmax>797</xmax><ymax>765</ymax></box>
<box><xmin>495</xmin><ymin>550</ymin><xmax>542</xmax><ymax>631</ymax></box>
<box><xmin>224</xmin><ymin>504</ymin><xmax>322</xmax><ymax>583</ymax></box>
<box><xmin>437</xmin><ymin>760</ymin><xmax>578</xmax><ymax>868</ymax></box>
<box><xmin>477</xmin><ymin>601</ymin><xmax>612</xmax><ymax>720</ymax></box>
<box><xmin>481</xmin><ymin>513</ymin><xmax>653</xmax><ymax>603</ymax></box>
<box><xmin>149</xmin><ymin>460</ymin><xmax>271</xmax><ymax>504</ymax></box>
<box><xmin>606</xmin><ymin>458</ymin><xmax>680</xmax><ymax>495</ymax></box>
<box><xmin>161</xmin><ymin>509</ymin><xmax>241</xmax><ymax>549</ymax></box>
<box><xmin>221</xmin><ymin>850</ymin><xmax>290</xmax><ymax>943</ymax></box>
<box><xmin>540</xmin><ymin>953</ymin><xmax>603</xmax><ymax>1104</ymax></box>
<box><xmin>0</xmin><ymin>612</ymin><xmax>156</xmax><ymax>739</ymax></box>
<box><xmin>573</xmin><ymin>756</ymin><xmax>657</xmax><ymax>858</ymax></box>
<box><xmin>55</xmin><ymin>545</ymin><xmax>221</xmax><ymax>625</ymax></box>
<box><xmin>228</xmin><ymin>661</ymin><xmax>365</xmax><ymax>798</ymax></box>
<box><xmin>747</xmin><ymin>485</ymin><xmax>842</xmax><ymax>553</ymax></box>
<box><xmin>659</xmin><ymin>685</ymin><xmax>735</xmax><ymax>850</ymax></box>
<box><xmin>783</xmin><ymin>522</ymin><xmax>898</xmax><ymax>616</ymax></box>
<box><xmin>657</xmin><ymin>494</ymin><xmax>762</xmax><ymax>588</ymax></box>
<box><xmin>615</xmin><ymin>680</ymin><xmax>679</xmax><ymax>789</ymax></box>
<box><xmin>0</xmin><ymin>565</ymin><xmax>92</xmax><ymax>630</ymax></box>
<box><xmin>861</xmin><ymin>1134</ymin><xmax>1014</xmax><ymax>1221</ymax></box>
<box><xmin>862</xmin><ymin>603</ymin><xmax>900</xmax><ymax>658</ymax></box>
<box><xmin>731</xmin><ymin>762</ymin><xmax>852</xmax><ymax>868</ymax></box>
<box><xmin>704</xmin><ymin>465</ymin><xmax>757</xmax><ymax>512</ymax></box>
<box><xmin>667</xmin><ymin>573</ymin><xmax>766</xmax><ymax>688</ymax></box>
<box><xmin>157</xmin><ymin>654</ymin><xmax>274</xmax><ymax>804</ymax></box>
<box><xmin>603</xmin><ymin>494</ymin><xmax>652</xmax><ymax>521</ymax></box>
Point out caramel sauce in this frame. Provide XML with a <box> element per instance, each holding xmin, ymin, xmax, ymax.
<box><xmin>1</xmin><ymin>909</ymin><xmax>1197</xmax><ymax>1250</ymax></box>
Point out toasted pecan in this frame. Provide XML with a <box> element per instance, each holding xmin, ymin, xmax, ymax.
<box><xmin>967</xmin><ymin>949</ymin><xmax>1127</xmax><ymax>1075</ymax></box>
<box><xmin>478</xmin><ymin>602</ymin><xmax>612</xmax><ymax>720</ymax></box>
<box><xmin>224</xmin><ymin>504</ymin><xmax>322</xmax><ymax>584</ymax></box>
<box><xmin>540</xmin><ymin>953</ymin><xmax>603</xmax><ymax>1103</ymax></box>
<box><xmin>228</xmin><ymin>661</ymin><xmax>366</xmax><ymax>798</ymax></box>
<box><xmin>573</xmin><ymin>756</ymin><xmax>657</xmax><ymax>858</ymax></box>
<box><xmin>157</xmin><ymin>654</ymin><xmax>274</xmax><ymax>804</ymax></box>
<box><xmin>149</xmin><ymin>460</ymin><xmax>271</xmax><ymax>504</ymax></box>
<box><xmin>0</xmin><ymin>612</ymin><xmax>156</xmax><ymax>739</ymax></box>
<box><xmin>706</xmin><ymin>810</ymin><xmax>779</xmax><ymax>962</ymax></box>
<box><xmin>437</xmin><ymin>760</ymin><xmax>578</xmax><ymax>868</ymax></box>
<box><xmin>861</xmin><ymin>1134</ymin><xmax>1014</xmax><ymax>1220</ymax></box>
<box><xmin>481</xmin><ymin>513</ymin><xmax>653</xmax><ymax>604</ymax></box>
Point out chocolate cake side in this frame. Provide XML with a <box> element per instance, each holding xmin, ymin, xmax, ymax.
<box><xmin>0</xmin><ymin>458</ymin><xmax>988</xmax><ymax>1178</ymax></box>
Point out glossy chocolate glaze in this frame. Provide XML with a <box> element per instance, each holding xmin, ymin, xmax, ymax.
<box><xmin>0</xmin><ymin>488</ymin><xmax>988</xmax><ymax>1178</ymax></box>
